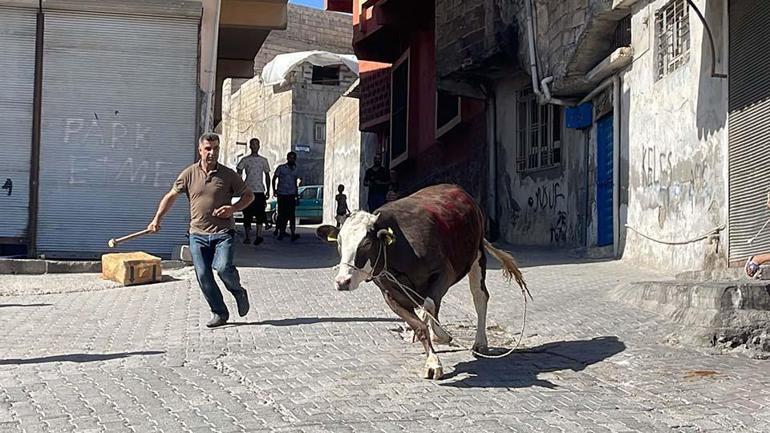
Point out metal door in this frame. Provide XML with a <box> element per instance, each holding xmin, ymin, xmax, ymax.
<box><xmin>0</xmin><ymin>7</ymin><xmax>36</xmax><ymax>240</ymax></box>
<box><xmin>596</xmin><ymin>115</ymin><xmax>614</xmax><ymax>247</ymax></box>
<box><xmin>37</xmin><ymin>11</ymin><xmax>198</xmax><ymax>258</ymax></box>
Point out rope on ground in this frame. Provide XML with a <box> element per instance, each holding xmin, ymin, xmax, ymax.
<box><xmin>377</xmin><ymin>270</ymin><xmax>529</xmax><ymax>359</ymax></box>
<box><xmin>625</xmin><ymin>224</ymin><xmax>725</xmax><ymax>246</ymax></box>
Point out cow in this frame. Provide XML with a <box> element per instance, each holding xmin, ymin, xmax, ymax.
<box><xmin>316</xmin><ymin>184</ymin><xmax>528</xmax><ymax>380</ymax></box>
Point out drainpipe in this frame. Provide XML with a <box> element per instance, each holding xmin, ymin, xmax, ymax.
<box><xmin>525</xmin><ymin>0</ymin><xmax>571</xmax><ymax>106</ymax></box>
<box><xmin>203</xmin><ymin>0</ymin><xmax>222</xmax><ymax>132</ymax></box>
<box><xmin>579</xmin><ymin>74</ymin><xmax>621</xmax><ymax>257</ymax></box>
<box><xmin>525</xmin><ymin>0</ymin><xmax>543</xmax><ymax>100</ymax></box>
<box><xmin>27</xmin><ymin>0</ymin><xmax>43</xmax><ymax>258</ymax></box>
<box><xmin>612</xmin><ymin>75</ymin><xmax>620</xmax><ymax>258</ymax></box>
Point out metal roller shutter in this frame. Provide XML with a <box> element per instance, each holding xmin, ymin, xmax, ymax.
<box><xmin>728</xmin><ymin>0</ymin><xmax>770</xmax><ymax>262</ymax></box>
<box><xmin>37</xmin><ymin>10</ymin><xmax>199</xmax><ymax>258</ymax></box>
<box><xmin>0</xmin><ymin>7</ymin><xmax>36</xmax><ymax>240</ymax></box>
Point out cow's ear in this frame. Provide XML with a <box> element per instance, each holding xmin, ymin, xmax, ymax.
<box><xmin>316</xmin><ymin>225</ymin><xmax>340</xmax><ymax>243</ymax></box>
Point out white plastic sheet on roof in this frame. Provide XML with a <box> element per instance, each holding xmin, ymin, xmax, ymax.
<box><xmin>261</xmin><ymin>50</ymin><xmax>359</xmax><ymax>86</ymax></box>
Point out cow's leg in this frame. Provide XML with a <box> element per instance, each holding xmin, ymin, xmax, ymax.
<box><xmin>469</xmin><ymin>249</ymin><xmax>490</xmax><ymax>353</ymax></box>
<box><xmin>417</xmin><ymin>297</ymin><xmax>452</xmax><ymax>345</ymax></box>
<box><xmin>382</xmin><ymin>290</ymin><xmax>444</xmax><ymax>380</ymax></box>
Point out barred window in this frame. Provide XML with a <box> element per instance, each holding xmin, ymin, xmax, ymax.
<box><xmin>655</xmin><ymin>0</ymin><xmax>690</xmax><ymax>80</ymax></box>
<box><xmin>516</xmin><ymin>92</ymin><xmax>562</xmax><ymax>172</ymax></box>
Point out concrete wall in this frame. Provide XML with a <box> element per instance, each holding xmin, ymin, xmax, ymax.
<box><xmin>220</xmin><ymin>78</ymin><xmax>293</xmax><ymax>175</ymax></box>
<box><xmin>290</xmin><ymin>63</ymin><xmax>359</xmax><ymax>186</ymax></box>
<box><xmin>618</xmin><ymin>0</ymin><xmax>728</xmax><ymax>272</ymax></box>
<box><xmin>323</xmin><ymin>94</ymin><xmax>377</xmax><ymax>225</ymax></box>
<box><xmin>253</xmin><ymin>4</ymin><xmax>354</xmax><ymax>75</ymax></box>
<box><xmin>221</xmin><ymin>62</ymin><xmax>357</xmax><ymax>185</ymax></box>
<box><xmin>495</xmin><ymin>76</ymin><xmax>588</xmax><ymax>247</ymax></box>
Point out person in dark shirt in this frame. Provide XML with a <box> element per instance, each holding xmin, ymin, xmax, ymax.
<box><xmin>335</xmin><ymin>184</ymin><xmax>350</xmax><ymax>228</ymax></box>
<box><xmin>364</xmin><ymin>155</ymin><xmax>390</xmax><ymax>212</ymax></box>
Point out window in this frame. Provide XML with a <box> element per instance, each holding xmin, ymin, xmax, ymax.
<box><xmin>299</xmin><ymin>187</ymin><xmax>318</xmax><ymax>200</ymax></box>
<box><xmin>436</xmin><ymin>90</ymin><xmax>461</xmax><ymax>138</ymax></box>
<box><xmin>655</xmin><ymin>0</ymin><xmax>690</xmax><ymax>80</ymax></box>
<box><xmin>390</xmin><ymin>50</ymin><xmax>410</xmax><ymax>166</ymax></box>
<box><xmin>516</xmin><ymin>92</ymin><xmax>562</xmax><ymax>172</ymax></box>
<box><xmin>314</xmin><ymin>122</ymin><xmax>326</xmax><ymax>143</ymax></box>
<box><xmin>312</xmin><ymin>66</ymin><xmax>340</xmax><ymax>85</ymax></box>
<box><xmin>612</xmin><ymin>15</ymin><xmax>632</xmax><ymax>51</ymax></box>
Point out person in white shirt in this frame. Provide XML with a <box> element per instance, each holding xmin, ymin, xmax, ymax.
<box><xmin>236</xmin><ymin>138</ymin><xmax>271</xmax><ymax>245</ymax></box>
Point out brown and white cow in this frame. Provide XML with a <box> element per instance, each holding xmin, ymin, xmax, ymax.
<box><xmin>317</xmin><ymin>184</ymin><xmax>528</xmax><ymax>380</ymax></box>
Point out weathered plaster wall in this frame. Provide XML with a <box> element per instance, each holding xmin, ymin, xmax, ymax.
<box><xmin>620</xmin><ymin>0</ymin><xmax>728</xmax><ymax>272</ymax></box>
<box><xmin>220</xmin><ymin>78</ymin><xmax>293</xmax><ymax>174</ymax></box>
<box><xmin>291</xmin><ymin>63</ymin><xmax>358</xmax><ymax>186</ymax></box>
<box><xmin>323</xmin><ymin>94</ymin><xmax>377</xmax><ymax>225</ymax></box>
<box><xmin>495</xmin><ymin>76</ymin><xmax>589</xmax><ymax>247</ymax></box>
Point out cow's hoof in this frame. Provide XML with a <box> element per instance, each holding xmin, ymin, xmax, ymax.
<box><xmin>471</xmin><ymin>344</ymin><xmax>489</xmax><ymax>357</ymax></box>
<box><xmin>431</xmin><ymin>334</ymin><xmax>452</xmax><ymax>345</ymax></box>
<box><xmin>423</xmin><ymin>365</ymin><xmax>444</xmax><ymax>380</ymax></box>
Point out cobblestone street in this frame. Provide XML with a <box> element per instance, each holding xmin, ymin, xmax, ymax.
<box><xmin>0</xmin><ymin>228</ymin><xmax>768</xmax><ymax>432</ymax></box>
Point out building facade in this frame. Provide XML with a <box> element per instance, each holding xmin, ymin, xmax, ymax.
<box><xmin>351</xmin><ymin>0</ymin><xmax>490</xmax><ymax>210</ymax></box>
<box><xmin>0</xmin><ymin>0</ymin><xmax>287</xmax><ymax>259</ymax></box>
<box><xmin>437</xmin><ymin>0</ymin><xmax>769</xmax><ymax>274</ymax></box>
<box><xmin>221</xmin><ymin>61</ymin><xmax>359</xmax><ymax>186</ymax></box>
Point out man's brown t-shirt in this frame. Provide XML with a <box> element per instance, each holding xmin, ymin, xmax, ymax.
<box><xmin>173</xmin><ymin>163</ymin><xmax>249</xmax><ymax>234</ymax></box>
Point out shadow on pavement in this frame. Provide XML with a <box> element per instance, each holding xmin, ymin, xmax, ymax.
<box><xmin>485</xmin><ymin>244</ymin><xmax>617</xmax><ymax>270</ymax></box>
<box><xmin>440</xmin><ymin>336</ymin><xmax>625</xmax><ymax>389</ymax></box>
<box><xmin>0</xmin><ymin>303</ymin><xmax>53</xmax><ymax>308</ymax></box>
<box><xmin>0</xmin><ymin>351</ymin><xmax>165</xmax><ymax>365</ymax></box>
<box><xmin>225</xmin><ymin>316</ymin><xmax>400</xmax><ymax>327</ymax></box>
<box><xmin>233</xmin><ymin>226</ymin><xmax>339</xmax><ymax>270</ymax></box>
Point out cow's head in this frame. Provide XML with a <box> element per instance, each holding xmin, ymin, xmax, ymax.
<box><xmin>317</xmin><ymin>211</ymin><xmax>396</xmax><ymax>291</ymax></box>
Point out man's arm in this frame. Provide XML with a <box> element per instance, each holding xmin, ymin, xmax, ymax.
<box><xmin>213</xmin><ymin>190</ymin><xmax>254</xmax><ymax>219</ymax></box>
<box><xmin>272</xmin><ymin>170</ymin><xmax>279</xmax><ymax>197</ymax></box>
<box><xmin>148</xmin><ymin>189</ymin><xmax>180</xmax><ymax>232</ymax></box>
<box><xmin>264</xmin><ymin>172</ymin><xmax>271</xmax><ymax>197</ymax></box>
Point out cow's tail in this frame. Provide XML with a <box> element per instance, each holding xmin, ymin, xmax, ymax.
<box><xmin>483</xmin><ymin>239</ymin><xmax>532</xmax><ymax>300</ymax></box>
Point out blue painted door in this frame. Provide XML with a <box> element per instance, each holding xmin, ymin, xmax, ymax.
<box><xmin>596</xmin><ymin>115</ymin><xmax>614</xmax><ymax>247</ymax></box>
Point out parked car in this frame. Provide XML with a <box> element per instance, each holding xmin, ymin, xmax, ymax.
<box><xmin>266</xmin><ymin>185</ymin><xmax>324</xmax><ymax>224</ymax></box>
<box><xmin>233</xmin><ymin>185</ymin><xmax>324</xmax><ymax>225</ymax></box>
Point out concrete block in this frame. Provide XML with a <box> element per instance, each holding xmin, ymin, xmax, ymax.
<box><xmin>610</xmin><ymin>280</ymin><xmax>770</xmax><ymax>353</ymax></box>
<box><xmin>0</xmin><ymin>259</ymin><xmax>46</xmax><ymax>275</ymax></box>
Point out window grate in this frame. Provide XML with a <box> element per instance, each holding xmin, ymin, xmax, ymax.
<box><xmin>655</xmin><ymin>0</ymin><xmax>690</xmax><ymax>80</ymax></box>
<box><xmin>516</xmin><ymin>91</ymin><xmax>563</xmax><ymax>172</ymax></box>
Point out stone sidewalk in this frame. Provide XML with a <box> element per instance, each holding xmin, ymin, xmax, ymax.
<box><xmin>0</xmin><ymin>227</ymin><xmax>768</xmax><ymax>432</ymax></box>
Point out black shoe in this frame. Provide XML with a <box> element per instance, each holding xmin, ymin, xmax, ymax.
<box><xmin>243</xmin><ymin>238</ymin><xmax>251</xmax><ymax>244</ymax></box>
<box><xmin>277</xmin><ymin>232</ymin><xmax>287</xmax><ymax>240</ymax></box>
<box><xmin>253</xmin><ymin>236</ymin><xmax>264</xmax><ymax>246</ymax></box>
<box><xmin>206</xmin><ymin>314</ymin><xmax>228</xmax><ymax>328</ymax></box>
<box><xmin>290</xmin><ymin>234</ymin><xmax>300</xmax><ymax>242</ymax></box>
<box><xmin>235</xmin><ymin>291</ymin><xmax>250</xmax><ymax>317</ymax></box>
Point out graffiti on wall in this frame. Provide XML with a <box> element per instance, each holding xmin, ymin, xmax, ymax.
<box><xmin>638</xmin><ymin>144</ymin><xmax>712</xmax><ymax>226</ymax></box>
<box><xmin>63</xmin><ymin>116</ymin><xmax>177</xmax><ymax>188</ymax></box>
<box><xmin>2</xmin><ymin>178</ymin><xmax>11</xmax><ymax>196</ymax></box>
<box><xmin>527</xmin><ymin>182</ymin><xmax>565</xmax><ymax>210</ymax></box>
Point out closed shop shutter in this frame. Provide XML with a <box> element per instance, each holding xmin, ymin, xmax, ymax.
<box><xmin>728</xmin><ymin>1</ymin><xmax>770</xmax><ymax>262</ymax></box>
<box><xmin>0</xmin><ymin>6</ymin><xmax>36</xmax><ymax>239</ymax></box>
<box><xmin>37</xmin><ymin>10</ymin><xmax>199</xmax><ymax>258</ymax></box>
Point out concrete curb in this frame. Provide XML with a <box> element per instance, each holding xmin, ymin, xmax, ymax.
<box><xmin>610</xmin><ymin>279</ymin><xmax>770</xmax><ymax>354</ymax></box>
<box><xmin>0</xmin><ymin>259</ymin><xmax>188</xmax><ymax>275</ymax></box>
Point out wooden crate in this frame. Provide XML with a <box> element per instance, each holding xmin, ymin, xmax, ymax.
<box><xmin>101</xmin><ymin>252</ymin><xmax>162</xmax><ymax>286</ymax></box>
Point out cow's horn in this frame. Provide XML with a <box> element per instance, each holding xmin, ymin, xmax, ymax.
<box><xmin>378</xmin><ymin>227</ymin><xmax>396</xmax><ymax>245</ymax></box>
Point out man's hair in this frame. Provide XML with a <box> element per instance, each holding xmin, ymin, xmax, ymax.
<box><xmin>338</xmin><ymin>184</ymin><xmax>345</xmax><ymax>190</ymax></box>
<box><xmin>199</xmin><ymin>132</ymin><xmax>220</xmax><ymax>144</ymax></box>
<box><xmin>287</xmin><ymin>151</ymin><xmax>297</xmax><ymax>158</ymax></box>
<box><xmin>249</xmin><ymin>138</ymin><xmax>260</xmax><ymax>146</ymax></box>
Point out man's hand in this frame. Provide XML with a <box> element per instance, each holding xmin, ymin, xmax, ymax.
<box><xmin>213</xmin><ymin>205</ymin><xmax>235</xmax><ymax>219</ymax></box>
<box><xmin>147</xmin><ymin>219</ymin><xmax>161</xmax><ymax>233</ymax></box>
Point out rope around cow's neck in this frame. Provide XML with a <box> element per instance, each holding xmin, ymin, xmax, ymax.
<box><xmin>337</xmin><ymin>240</ymin><xmax>529</xmax><ymax>360</ymax></box>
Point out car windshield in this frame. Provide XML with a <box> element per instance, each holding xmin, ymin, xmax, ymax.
<box><xmin>299</xmin><ymin>187</ymin><xmax>317</xmax><ymax>200</ymax></box>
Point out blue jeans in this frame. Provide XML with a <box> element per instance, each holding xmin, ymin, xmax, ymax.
<box><xmin>189</xmin><ymin>231</ymin><xmax>245</xmax><ymax>318</ymax></box>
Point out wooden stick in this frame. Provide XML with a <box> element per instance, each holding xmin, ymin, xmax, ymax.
<box><xmin>108</xmin><ymin>229</ymin><xmax>152</xmax><ymax>248</ymax></box>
